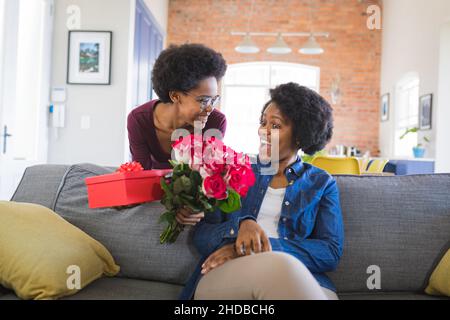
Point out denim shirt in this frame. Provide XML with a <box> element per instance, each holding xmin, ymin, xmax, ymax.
<box><xmin>179</xmin><ymin>157</ymin><xmax>344</xmax><ymax>300</ymax></box>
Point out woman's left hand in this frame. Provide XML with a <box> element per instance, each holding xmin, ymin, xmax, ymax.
<box><xmin>201</xmin><ymin>244</ymin><xmax>238</xmax><ymax>275</ymax></box>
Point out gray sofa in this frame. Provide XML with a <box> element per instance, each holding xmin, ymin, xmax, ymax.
<box><xmin>1</xmin><ymin>163</ymin><xmax>449</xmax><ymax>300</ymax></box>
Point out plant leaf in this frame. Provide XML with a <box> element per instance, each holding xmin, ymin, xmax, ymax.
<box><xmin>158</xmin><ymin>210</ymin><xmax>175</xmax><ymax>224</ymax></box>
<box><xmin>189</xmin><ymin>170</ymin><xmax>202</xmax><ymax>189</ymax></box>
<box><xmin>173</xmin><ymin>195</ymin><xmax>182</xmax><ymax>207</ymax></box>
<box><xmin>168</xmin><ymin>159</ymin><xmax>179</xmax><ymax>168</ymax></box>
<box><xmin>179</xmin><ymin>175</ymin><xmax>192</xmax><ymax>193</ymax></box>
<box><xmin>161</xmin><ymin>197</ymin><xmax>174</xmax><ymax>211</ymax></box>
<box><xmin>160</xmin><ymin>178</ymin><xmax>172</xmax><ymax>196</ymax></box>
<box><xmin>218</xmin><ymin>189</ymin><xmax>241</xmax><ymax>213</ymax></box>
<box><xmin>173</xmin><ymin>177</ymin><xmax>185</xmax><ymax>195</ymax></box>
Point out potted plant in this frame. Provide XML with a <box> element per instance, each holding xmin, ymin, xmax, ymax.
<box><xmin>399</xmin><ymin>127</ymin><xmax>430</xmax><ymax>158</ymax></box>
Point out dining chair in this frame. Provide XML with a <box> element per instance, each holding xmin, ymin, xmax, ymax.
<box><xmin>311</xmin><ymin>156</ymin><xmax>361</xmax><ymax>175</ymax></box>
<box><xmin>366</xmin><ymin>159</ymin><xmax>390</xmax><ymax>174</ymax></box>
<box><xmin>358</xmin><ymin>157</ymin><xmax>371</xmax><ymax>173</ymax></box>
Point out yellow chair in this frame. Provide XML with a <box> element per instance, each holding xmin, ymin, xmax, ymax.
<box><xmin>366</xmin><ymin>159</ymin><xmax>389</xmax><ymax>174</ymax></box>
<box><xmin>358</xmin><ymin>157</ymin><xmax>371</xmax><ymax>173</ymax></box>
<box><xmin>311</xmin><ymin>156</ymin><xmax>361</xmax><ymax>175</ymax></box>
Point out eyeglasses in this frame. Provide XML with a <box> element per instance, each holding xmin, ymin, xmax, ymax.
<box><xmin>183</xmin><ymin>92</ymin><xmax>221</xmax><ymax>111</ymax></box>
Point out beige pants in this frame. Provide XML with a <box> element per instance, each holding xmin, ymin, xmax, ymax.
<box><xmin>195</xmin><ymin>251</ymin><xmax>338</xmax><ymax>300</ymax></box>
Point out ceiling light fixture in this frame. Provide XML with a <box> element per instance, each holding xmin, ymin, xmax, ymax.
<box><xmin>299</xmin><ymin>35</ymin><xmax>324</xmax><ymax>55</ymax></box>
<box><xmin>235</xmin><ymin>33</ymin><xmax>260</xmax><ymax>54</ymax></box>
<box><xmin>231</xmin><ymin>32</ymin><xmax>329</xmax><ymax>55</ymax></box>
<box><xmin>299</xmin><ymin>0</ymin><xmax>324</xmax><ymax>55</ymax></box>
<box><xmin>267</xmin><ymin>33</ymin><xmax>292</xmax><ymax>55</ymax></box>
<box><xmin>235</xmin><ymin>0</ymin><xmax>259</xmax><ymax>54</ymax></box>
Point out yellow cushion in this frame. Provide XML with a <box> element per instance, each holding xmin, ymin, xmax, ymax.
<box><xmin>425</xmin><ymin>249</ymin><xmax>450</xmax><ymax>296</ymax></box>
<box><xmin>0</xmin><ymin>201</ymin><xmax>120</xmax><ymax>300</ymax></box>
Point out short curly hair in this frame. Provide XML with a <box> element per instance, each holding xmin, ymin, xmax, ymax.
<box><xmin>151</xmin><ymin>43</ymin><xmax>227</xmax><ymax>103</ymax></box>
<box><xmin>261</xmin><ymin>83</ymin><xmax>334</xmax><ymax>155</ymax></box>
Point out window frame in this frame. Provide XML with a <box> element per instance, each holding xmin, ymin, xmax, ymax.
<box><xmin>220</xmin><ymin>61</ymin><xmax>321</xmax><ymax>155</ymax></box>
<box><xmin>394</xmin><ymin>74</ymin><xmax>420</xmax><ymax>158</ymax></box>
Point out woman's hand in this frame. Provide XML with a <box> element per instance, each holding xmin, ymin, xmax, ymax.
<box><xmin>175</xmin><ymin>206</ymin><xmax>204</xmax><ymax>226</ymax></box>
<box><xmin>235</xmin><ymin>219</ymin><xmax>272</xmax><ymax>256</ymax></box>
<box><xmin>201</xmin><ymin>244</ymin><xmax>237</xmax><ymax>274</ymax></box>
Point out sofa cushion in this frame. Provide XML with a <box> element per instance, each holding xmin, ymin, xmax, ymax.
<box><xmin>0</xmin><ymin>201</ymin><xmax>120</xmax><ymax>300</ymax></box>
<box><xmin>52</xmin><ymin>164</ymin><xmax>200</xmax><ymax>286</ymax></box>
<box><xmin>62</xmin><ymin>277</ymin><xmax>182</xmax><ymax>300</ymax></box>
<box><xmin>425</xmin><ymin>246</ymin><xmax>450</xmax><ymax>296</ymax></box>
<box><xmin>331</xmin><ymin>174</ymin><xmax>450</xmax><ymax>294</ymax></box>
<box><xmin>0</xmin><ymin>276</ymin><xmax>180</xmax><ymax>300</ymax></box>
<box><xmin>11</xmin><ymin>165</ymin><xmax>69</xmax><ymax>209</ymax></box>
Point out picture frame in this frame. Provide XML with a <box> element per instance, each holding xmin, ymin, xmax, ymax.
<box><xmin>380</xmin><ymin>93</ymin><xmax>390</xmax><ymax>122</ymax></box>
<box><xmin>419</xmin><ymin>94</ymin><xmax>432</xmax><ymax>130</ymax></box>
<box><xmin>67</xmin><ymin>31</ymin><xmax>112</xmax><ymax>85</ymax></box>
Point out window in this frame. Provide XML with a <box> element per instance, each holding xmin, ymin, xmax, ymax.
<box><xmin>221</xmin><ymin>62</ymin><xmax>320</xmax><ymax>155</ymax></box>
<box><xmin>394</xmin><ymin>75</ymin><xmax>419</xmax><ymax>157</ymax></box>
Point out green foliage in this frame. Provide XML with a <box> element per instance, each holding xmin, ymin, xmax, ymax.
<box><xmin>159</xmin><ymin>162</ymin><xmax>239</xmax><ymax>244</ymax></box>
<box><xmin>399</xmin><ymin>127</ymin><xmax>419</xmax><ymax>140</ymax></box>
<box><xmin>301</xmin><ymin>149</ymin><xmax>328</xmax><ymax>164</ymax></box>
<box><xmin>217</xmin><ymin>189</ymin><xmax>241</xmax><ymax>213</ymax></box>
<box><xmin>399</xmin><ymin>127</ymin><xmax>430</xmax><ymax>148</ymax></box>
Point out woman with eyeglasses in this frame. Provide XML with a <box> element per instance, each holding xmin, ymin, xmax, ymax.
<box><xmin>127</xmin><ymin>43</ymin><xmax>226</xmax><ymax>225</ymax></box>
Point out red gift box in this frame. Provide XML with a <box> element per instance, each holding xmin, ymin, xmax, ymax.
<box><xmin>85</xmin><ymin>169</ymin><xmax>172</xmax><ymax>209</ymax></box>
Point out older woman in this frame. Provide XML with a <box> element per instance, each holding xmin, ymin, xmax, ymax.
<box><xmin>180</xmin><ymin>83</ymin><xmax>344</xmax><ymax>300</ymax></box>
<box><xmin>127</xmin><ymin>43</ymin><xmax>227</xmax><ymax>225</ymax></box>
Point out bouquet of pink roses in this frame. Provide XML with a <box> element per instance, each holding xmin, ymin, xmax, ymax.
<box><xmin>159</xmin><ymin>134</ymin><xmax>255</xmax><ymax>244</ymax></box>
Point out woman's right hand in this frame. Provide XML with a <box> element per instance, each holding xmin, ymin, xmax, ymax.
<box><xmin>235</xmin><ymin>219</ymin><xmax>272</xmax><ymax>256</ymax></box>
<box><xmin>175</xmin><ymin>206</ymin><xmax>204</xmax><ymax>226</ymax></box>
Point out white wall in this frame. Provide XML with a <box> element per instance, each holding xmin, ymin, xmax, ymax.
<box><xmin>435</xmin><ymin>22</ymin><xmax>450</xmax><ymax>173</ymax></box>
<box><xmin>48</xmin><ymin>0</ymin><xmax>168</xmax><ymax>166</ymax></box>
<box><xmin>380</xmin><ymin>0</ymin><xmax>450</xmax><ymax>171</ymax></box>
<box><xmin>48</xmin><ymin>0</ymin><xmax>132</xmax><ymax>166</ymax></box>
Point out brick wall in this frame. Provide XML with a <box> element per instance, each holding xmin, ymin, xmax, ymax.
<box><xmin>167</xmin><ymin>0</ymin><xmax>382</xmax><ymax>156</ymax></box>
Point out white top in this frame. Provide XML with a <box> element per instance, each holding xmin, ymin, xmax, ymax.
<box><xmin>256</xmin><ymin>187</ymin><xmax>286</xmax><ymax>239</ymax></box>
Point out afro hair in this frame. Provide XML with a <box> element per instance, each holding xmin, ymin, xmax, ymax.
<box><xmin>261</xmin><ymin>82</ymin><xmax>334</xmax><ymax>155</ymax></box>
<box><xmin>151</xmin><ymin>43</ymin><xmax>227</xmax><ymax>103</ymax></box>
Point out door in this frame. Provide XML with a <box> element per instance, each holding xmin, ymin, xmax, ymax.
<box><xmin>133</xmin><ymin>0</ymin><xmax>163</xmax><ymax>107</ymax></box>
<box><xmin>0</xmin><ymin>0</ymin><xmax>53</xmax><ymax>200</ymax></box>
<box><xmin>124</xmin><ymin>0</ymin><xmax>163</xmax><ymax>162</ymax></box>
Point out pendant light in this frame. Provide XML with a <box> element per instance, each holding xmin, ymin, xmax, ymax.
<box><xmin>267</xmin><ymin>33</ymin><xmax>292</xmax><ymax>54</ymax></box>
<box><xmin>299</xmin><ymin>35</ymin><xmax>324</xmax><ymax>55</ymax></box>
<box><xmin>299</xmin><ymin>0</ymin><xmax>324</xmax><ymax>55</ymax></box>
<box><xmin>235</xmin><ymin>33</ymin><xmax>260</xmax><ymax>53</ymax></box>
<box><xmin>235</xmin><ymin>0</ymin><xmax>259</xmax><ymax>54</ymax></box>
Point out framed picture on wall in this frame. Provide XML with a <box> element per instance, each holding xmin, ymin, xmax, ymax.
<box><xmin>380</xmin><ymin>93</ymin><xmax>390</xmax><ymax>122</ymax></box>
<box><xmin>67</xmin><ymin>31</ymin><xmax>112</xmax><ymax>85</ymax></box>
<box><xmin>419</xmin><ymin>94</ymin><xmax>433</xmax><ymax>130</ymax></box>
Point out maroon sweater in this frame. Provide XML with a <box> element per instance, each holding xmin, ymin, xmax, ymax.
<box><xmin>127</xmin><ymin>99</ymin><xmax>227</xmax><ymax>169</ymax></box>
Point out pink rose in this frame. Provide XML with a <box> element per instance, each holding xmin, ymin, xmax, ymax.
<box><xmin>202</xmin><ymin>173</ymin><xmax>228</xmax><ymax>200</ymax></box>
<box><xmin>172</xmin><ymin>135</ymin><xmax>192</xmax><ymax>164</ymax></box>
<box><xmin>225</xmin><ymin>165</ymin><xmax>255</xmax><ymax>197</ymax></box>
<box><xmin>204</xmin><ymin>162</ymin><xmax>226</xmax><ymax>175</ymax></box>
<box><xmin>203</xmin><ymin>138</ymin><xmax>225</xmax><ymax>166</ymax></box>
